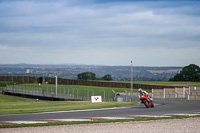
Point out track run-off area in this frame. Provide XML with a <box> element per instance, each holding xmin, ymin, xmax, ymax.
<box><xmin>0</xmin><ymin>100</ymin><xmax>200</xmax><ymax>125</ymax></box>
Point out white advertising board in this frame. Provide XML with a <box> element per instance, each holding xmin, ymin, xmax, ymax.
<box><xmin>91</xmin><ymin>96</ymin><xmax>102</xmax><ymax>103</ymax></box>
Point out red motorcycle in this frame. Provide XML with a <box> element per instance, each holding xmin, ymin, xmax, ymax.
<box><xmin>140</xmin><ymin>93</ymin><xmax>154</xmax><ymax>108</ymax></box>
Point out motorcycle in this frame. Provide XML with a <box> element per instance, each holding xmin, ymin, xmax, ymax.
<box><xmin>139</xmin><ymin>93</ymin><xmax>154</xmax><ymax>108</ymax></box>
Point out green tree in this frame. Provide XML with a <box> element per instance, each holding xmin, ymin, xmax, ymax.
<box><xmin>101</xmin><ymin>74</ymin><xmax>112</xmax><ymax>81</ymax></box>
<box><xmin>169</xmin><ymin>64</ymin><xmax>200</xmax><ymax>82</ymax></box>
<box><xmin>77</xmin><ymin>72</ymin><xmax>96</xmax><ymax>80</ymax></box>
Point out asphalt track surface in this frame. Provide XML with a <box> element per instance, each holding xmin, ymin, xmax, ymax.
<box><xmin>0</xmin><ymin>101</ymin><xmax>200</xmax><ymax>122</ymax></box>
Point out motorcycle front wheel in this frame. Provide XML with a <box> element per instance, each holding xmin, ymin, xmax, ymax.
<box><xmin>143</xmin><ymin>101</ymin><xmax>149</xmax><ymax>108</ymax></box>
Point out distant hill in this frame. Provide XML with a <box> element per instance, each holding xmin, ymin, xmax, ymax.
<box><xmin>0</xmin><ymin>64</ymin><xmax>182</xmax><ymax>81</ymax></box>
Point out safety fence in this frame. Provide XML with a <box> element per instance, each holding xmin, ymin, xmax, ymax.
<box><xmin>117</xmin><ymin>92</ymin><xmax>140</xmax><ymax>102</ymax></box>
<box><xmin>2</xmin><ymin>84</ymin><xmax>200</xmax><ymax>102</ymax></box>
<box><xmin>116</xmin><ymin>87</ymin><xmax>200</xmax><ymax>102</ymax></box>
<box><xmin>3</xmin><ymin>84</ymin><xmax>115</xmax><ymax>101</ymax></box>
<box><xmin>151</xmin><ymin>87</ymin><xmax>200</xmax><ymax>100</ymax></box>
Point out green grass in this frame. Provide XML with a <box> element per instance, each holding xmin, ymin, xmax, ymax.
<box><xmin>0</xmin><ymin>115</ymin><xmax>199</xmax><ymax>129</ymax></box>
<box><xmin>115</xmin><ymin>81</ymin><xmax>200</xmax><ymax>87</ymax></box>
<box><xmin>0</xmin><ymin>95</ymin><xmax>138</xmax><ymax>115</ymax></box>
<box><xmin>0</xmin><ymin>81</ymin><xmax>15</xmax><ymax>87</ymax></box>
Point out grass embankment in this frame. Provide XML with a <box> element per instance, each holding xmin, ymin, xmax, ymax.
<box><xmin>0</xmin><ymin>95</ymin><xmax>138</xmax><ymax>115</ymax></box>
<box><xmin>0</xmin><ymin>81</ymin><xmax>15</xmax><ymax>87</ymax></box>
<box><xmin>111</xmin><ymin>81</ymin><xmax>200</xmax><ymax>87</ymax></box>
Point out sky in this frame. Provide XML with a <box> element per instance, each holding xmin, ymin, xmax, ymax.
<box><xmin>0</xmin><ymin>0</ymin><xmax>200</xmax><ymax>66</ymax></box>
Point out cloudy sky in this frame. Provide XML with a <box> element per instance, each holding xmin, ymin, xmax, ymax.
<box><xmin>0</xmin><ymin>0</ymin><xmax>200</xmax><ymax>66</ymax></box>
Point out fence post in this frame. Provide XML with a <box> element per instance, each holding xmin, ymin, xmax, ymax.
<box><xmin>126</xmin><ymin>91</ymin><xmax>129</xmax><ymax>102</ymax></box>
<box><xmin>58</xmin><ymin>87</ymin><xmax>62</xmax><ymax>98</ymax></box>
<box><xmin>194</xmin><ymin>87</ymin><xmax>197</xmax><ymax>100</ymax></box>
<box><xmin>87</xmin><ymin>89</ymin><xmax>89</xmax><ymax>101</ymax></box>
<box><xmin>72</xmin><ymin>88</ymin><xmax>74</xmax><ymax>98</ymax></box>
<box><xmin>47</xmin><ymin>85</ymin><xmax>48</xmax><ymax>97</ymax></box>
<box><xmin>55</xmin><ymin>76</ymin><xmax>58</xmax><ymax>97</ymax></box>
<box><xmin>188</xmin><ymin>87</ymin><xmax>190</xmax><ymax>100</ymax></box>
<box><xmin>104</xmin><ymin>90</ymin><xmax>105</xmax><ymax>102</ymax></box>
<box><xmin>64</xmin><ymin>88</ymin><xmax>65</xmax><ymax>98</ymax></box>
<box><xmin>152</xmin><ymin>88</ymin><xmax>154</xmax><ymax>98</ymax></box>
<box><xmin>51</xmin><ymin>87</ymin><xmax>52</xmax><ymax>96</ymax></box>
<box><xmin>163</xmin><ymin>88</ymin><xmax>165</xmax><ymax>98</ymax></box>
<box><xmin>77</xmin><ymin>89</ymin><xmax>78</xmax><ymax>99</ymax></box>
<box><xmin>68</xmin><ymin>88</ymin><xmax>69</xmax><ymax>98</ymax></box>
<box><xmin>175</xmin><ymin>87</ymin><xmax>177</xmax><ymax>98</ymax></box>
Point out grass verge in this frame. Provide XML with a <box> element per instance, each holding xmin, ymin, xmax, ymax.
<box><xmin>0</xmin><ymin>95</ymin><xmax>138</xmax><ymax>115</ymax></box>
<box><xmin>0</xmin><ymin>115</ymin><xmax>200</xmax><ymax>129</ymax></box>
<box><xmin>133</xmin><ymin>81</ymin><xmax>200</xmax><ymax>87</ymax></box>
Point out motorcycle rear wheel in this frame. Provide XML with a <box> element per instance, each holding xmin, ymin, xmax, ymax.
<box><xmin>151</xmin><ymin>102</ymin><xmax>154</xmax><ymax>108</ymax></box>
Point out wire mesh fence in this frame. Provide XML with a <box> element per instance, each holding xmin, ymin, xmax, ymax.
<box><xmin>4</xmin><ymin>84</ymin><xmax>115</xmax><ymax>101</ymax></box>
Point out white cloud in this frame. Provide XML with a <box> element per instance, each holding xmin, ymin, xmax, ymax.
<box><xmin>0</xmin><ymin>0</ymin><xmax>200</xmax><ymax>66</ymax></box>
<box><xmin>0</xmin><ymin>44</ymin><xmax>8</xmax><ymax>50</ymax></box>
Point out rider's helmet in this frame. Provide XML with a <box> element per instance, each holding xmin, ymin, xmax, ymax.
<box><xmin>138</xmin><ymin>88</ymin><xmax>142</xmax><ymax>92</ymax></box>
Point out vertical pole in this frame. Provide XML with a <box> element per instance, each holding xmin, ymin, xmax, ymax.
<box><xmin>77</xmin><ymin>89</ymin><xmax>78</xmax><ymax>99</ymax></box>
<box><xmin>68</xmin><ymin>88</ymin><xmax>69</xmax><ymax>98</ymax></box>
<box><xmin>51</xmin><ymin>87</ymin><xmax>52</xmax><ymax>96</ymax></box>
<box><xmin>55</xmin><ymin>76</ymin><xmax>58</xmax><ymax>97</ymax></box>
<box><xmin>126</xmin><ymin>91</ymin><xmax>128</xmax><ymax>102</ymax></box>
<box><xmin>87</xmin><ymin>89</ymin><xmax>89</xmax><ymax>101</ymax></box>
<box><xmin>130</xmin><ymin>61</ymin><xmax>133</xmax><ymax>102</ymax></box>
<box><xmin>104</xmin><ymin>90</ymin><xmax>105</xmax><ymax>102</ymax></box>
<box><xmin>194</xmin><ymin>87</ymin><xmax>197</xmax><ymax>100</ymax></box>
<box><xmin>60</xmin><ymin>87</ymin><xmax>61</xmax><ymax>98</ymax></box>
<box><xmin>183</xmin><ymin>87</ymin><xmax>185</xmax><ymax>98</ymax></box>
<box><xmin>72</xmin><ymin>88</ymin><xmax>74</xmax><ymax>98</ymax></box>
<box><xmin>64</xmin><ymin>88</ymin><xmax>65</xmax><ymax>98</ymax></box>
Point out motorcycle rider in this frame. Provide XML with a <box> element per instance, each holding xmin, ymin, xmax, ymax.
<box><xmin>138</xmin><ymin>88</ymin><xmax>152</xmax><ymax>101</ymax></box>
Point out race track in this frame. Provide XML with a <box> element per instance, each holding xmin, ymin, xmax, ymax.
<box><xmin>0</xmin><ymin>100</ymin><xmax>200</xmax><ymax>122</ymax></box>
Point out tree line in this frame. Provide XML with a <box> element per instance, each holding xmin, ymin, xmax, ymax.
<box><xmin>169</xmin><ymin>64</ymin><xmax>200</xmax><ymax>82</ymax></box>
<box><xmin>78</xmin><ymin>64</ymin><xmax>200</xmax><ymax>82</ymax></box>
<box><xmin>77</xmin><ymin>72</ymin><xmax>112</xmax><ymax>81</ymax></box>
